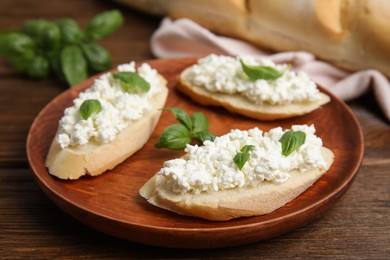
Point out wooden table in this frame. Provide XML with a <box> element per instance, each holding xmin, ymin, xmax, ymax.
<box><xmin>1</xmin><ymin>0</ymin><xmax>389</xmax><ymax>258</ymax></box>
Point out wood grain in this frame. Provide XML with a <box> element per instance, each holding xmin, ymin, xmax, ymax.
<box><xmin>26</xmin><ymin>58</ymin><xmax>363</xmax><ymax>248</ymax></box>
<box><xmin>1</xmin><ymin>0</ymin><xmax>389</xmax><ymax>258</ymax></box>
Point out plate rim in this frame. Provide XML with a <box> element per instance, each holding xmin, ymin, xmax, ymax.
<box><xmin>26</xmin><ymin>57</ymin><xmax>364</xmax><ymax>246</ymax></box>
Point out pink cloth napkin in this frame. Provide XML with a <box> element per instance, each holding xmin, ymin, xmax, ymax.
<box><xmin>151</xmin><ymin>18</ymin><xmax>390</xmax><ymax>122</ymax></box>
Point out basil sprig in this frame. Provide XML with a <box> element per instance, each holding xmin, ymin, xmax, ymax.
<box><xmin>84</xmin><ymin>10</ymin><xmax>123</xmax><ymax>41</ymax></box>
<box><xmin>155</xmin><ymin>107</ymin><xmax>216</xmax><ymax>150</ymax></box>
<box><xmin>78</xmin><ymin>99</ymin><xmax>102</xmax><ymax>120</ymax></box>
<box><xmin>233</xmin><ymin>145</ymin><xmax>255</xmax><ymax>170</ymax></box>
<box><xmin>0</xmin><ymin>10</ymin><xmax>123</xmax><ymax>87</ymax></box>
<box><xmin>113</xmin><ymin>71</ymin><xmax>150</xmax><ymax>93</ymax></box>
<box><xmin>240</xmin><ymin>59</ymin><xmax>284</xmax><ymax>81</ymax></box>
<box><xmin>61</xmin><ymin>45</ymin><xmax>87</xmax><ymax>86</ymax></box>
<box><xmin>279</xmin><ymin>130</ymin><xmax>306</xmax><ymax>156</ymax></box>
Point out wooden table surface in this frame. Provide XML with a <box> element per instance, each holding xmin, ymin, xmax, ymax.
<box><xmin>1</xmin><ymin>0</ymin><xmax>389</xmax><ymax>259</ymax></box>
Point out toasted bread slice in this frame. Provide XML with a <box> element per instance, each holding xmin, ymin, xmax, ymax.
<box><xmin>177</xmin><ymin>67</ymin><xmax>330</xmax><ymax>120</ymax></box>
<box><xmin>140</xmin><ymin>147</ymin><xmax>334</xmax><ymax>221</ymax></box>
<box><xmin>45</xmin><ymin>75</ymin><xmax>168</xmax><ymax>180</ymax></box>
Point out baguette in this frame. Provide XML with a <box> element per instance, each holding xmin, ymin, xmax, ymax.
<box><xmin>177</xmin><ymin>55</ymin><xmax>330</xmax><ymax>120</ymax></box>
<box><xmin>140</xmin><ymin>126</ymin><xmax>334</xmax><ymax>221</ymax></box>
<box><xmin>45</xmin><ymin>65</ymin><xmax>168</xmax><ymax>180</ymax></box>
<box><xmin>117</xmin><ymin>0</ymin><xmax>390</xmax><ymax>77</ymax></box>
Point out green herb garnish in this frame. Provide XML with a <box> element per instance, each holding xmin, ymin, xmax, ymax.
<box><xmin>0</xmin><ymin>10</ymin><xmax>123</xmax><ymax>87</ymax></box>
<box><xmin>279</xmin><ymin>130</ymin><xmax>306</xmax><ymax>156</ymax></box>
<box><xmin>233</xmin><ymin>145</ymin><xmax>255</xmax><ymax>170</ymax></box>
<box><xmin>240</xmin><ymin>59</ymin><xmax>284</xmax><ymax>81</ymax></box>
<box><xmin>78</xmin><ymin>99</ymin><xmax>102</xmax><ymax>120</ymax></box>
<box><xmin>61</xmin><ymin>45</ymin><xmax>87</xmax><ymax>86</ymax></box>
<box><xmin>113</xmin><ymin>71</ymin><xmax>150</xmax><ymax>93</ymax></box>
<box><xmin>84</xmin><ymin>10</ymin><xmax>124</xmax><ymax>41</ymax></box>
<box><xmin>155</xmin><ymin>107</ymin><xmax>216</xmax><ymax>150</ymax></box>
<box><xmin>154</xmin><ymin>124</ymin><xmax>192</xmax><ymax>150</ymax></box>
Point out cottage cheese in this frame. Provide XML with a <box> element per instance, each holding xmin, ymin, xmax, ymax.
<box><xmin>158</xmin><ymin>124</ymin><xmax>328</xmax><ymax>194</ymax></box>
<box><xmin>57</xmin><ymin>62</ymin><xmax>163</xmax><ymax>148</ymax></box>
<box><xmin>186</xmin><ymin>54</ymin><xmax>321</xmax><ymax>105</ymax></box>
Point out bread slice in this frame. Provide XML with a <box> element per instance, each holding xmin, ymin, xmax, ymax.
<box><xmin>140</xmin><ymin>147</ymin><xmax>334</xmax><ymax>221</ymax></box>
<box><xmin>45</xmin><ymin>75</ymin><xmax>168</xmax><ymax>180</ymax></box>
<box><xmin>177</xmin><ymin>67</ymin><xmax>330</xmax><ymax>120</ymax></box>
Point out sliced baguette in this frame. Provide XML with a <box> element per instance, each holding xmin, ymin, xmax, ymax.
<box><xmin>140</xmin><ymin>147</ymin><xmax>334</xmax><ymax>221</ymax></box>
<box><xmin>178</xmin><ymin>67</ymin><xmax>330</xmax><ymax>121</ymax></box>
<box><xmin>45</xmin><ymin>75</ymin><xmax>168</xmax><ymax>180</ymax></box>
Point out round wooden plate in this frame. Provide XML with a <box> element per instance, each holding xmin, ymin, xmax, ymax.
<box><xmin>26</xmin><ymin>57</ymin><xmax>364</xmax><ymax>249</ymax></box>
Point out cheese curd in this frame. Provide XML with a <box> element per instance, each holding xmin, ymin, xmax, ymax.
<box><xmin>158</xmin><ymin>124</ymin><xmax>328</xmax><ymax>194</ymax></box>
<box><xmin>57</xmin><ymin>62</ymin><xmax>162</xmax><ymax>148</ymax></box>
<box><xmin>186</xmin><ymin>54</ymin><xmax>321</xmax><ymax>105</ymax></box>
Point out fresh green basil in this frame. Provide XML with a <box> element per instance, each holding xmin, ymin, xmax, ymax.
<box><xmin>23</xmin><ymin>20</ymin><xmax>60</xmax><ymax>51</ymax></box>
<box><xmin>81</xmin><ymin>43</ymin><xmax>112</xmax><ymax>72</ymax></box>
<box><xmin>163</xmin><ymin>107</ymin><xmax>193</xmax><ymax>130</ymax></box>
<box><xmin>233</xmin><ymin>152</ymin><xmax>250</xmax><ymax>171</ymax></box>
<box><xmin>60</xmin><ymin>45</ymin><xmax>87</xmax><ymax>86</ymax></box>
<box><xmin>56</xmin><ymin>19</ymin><xmax>84</xmax><ymax>45</ymax></box>
<box><xmin>154</xmin><ymin>124</ymin><xmax>192</xmax><ymax>150</ymax></box>
<box><xmin>78</xmin><ymin>99</ymin><xmax>102</xmax><ymax>120</ymax></box>
<box><xmin>155</xmin><ymin>107</ymin><xmax>215</xmax><ymax>150</ymax></box>
<box><xmin>0</xmin><ymin>10</ymin><xmax>123</xmax><ymax>87</ymax></box>
<box><xmin>27</xmin><ymin>55</ymin><xmax>49</xmax><ymax>79</ymax></box>
<box><xmin>84</xmin><ymin>10</ymin><xmax>123</xmax><ymax>40</ymax></box>
<box><xmin>233</xmin><ymin>145</ymin><xmax>255</xmax><ymax>170</ymax></box>
<box><xmin>191</xmin><ymin>112</ymin><xmax>209</xmax><ymax>134</ymax></box>
<box><xmin>0</xmin><ymin>32</ymin><xmax>35</xmax><ymax>59</ymax></box>
<box><xmin>113</xmin><ymin>71</ymin><xmax>150</xmax><ymax>93</ymax></box>
<box><xmin>194</xmin><ymin>131</ymin><xmax>216</xmax><ymax>143</ymax></box>
<box><xmin>49</xmin><ymin>55</ymin><xmax>66</xmax><ymax>83</ymax></box>
<box><xmin>279</xmin><ymin>130</ymin><xmax>306</xmax><ymax>156</ymax></box>
<box><xmin>240</xmin><ymin>144</ymin><xmax>255</xmax><ymax>153</ymax></box>
<box><xmin>240</xmin><ymin>59</ymin><xmax>284</xmax><ymax>81</ymax></box>
<box><xmin>7</xmin><ymin>56</ymin><xmax>29</xmax><ymax>73</ymax></box>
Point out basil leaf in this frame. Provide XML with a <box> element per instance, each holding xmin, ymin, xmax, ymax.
<box><xmin>81</xmin><ymin>43</ymin><xmax>112</xmax><ymax>72</ymax></box>
<box><xmin>279</xmin><ymin>130</ymin><xmax>306</xmax><ymax>156</ymax></box>
<box><xmin>78</xmin><ymin>99</ymin><xmax>102</xmax><ymax>120</ymax></box>
<box><xmin>49</xmin><ymin>55</ymin><xmax>66</xmax><ymax>83</ymax></box>
<box><xmin>155</xmin><ymin>107</ymin><xmax>216</xmax><ymax>150</ymax></box>
<box><xmin>27</xmin><ymin>55</ymin><xmax>49</xmax><ymax>79</ymax></box>
<box><xmin>233</xmin><ymin>144</ymin><xmax>255</xmax><ymax>170</ymax></box>
<box><xmin>84</xmin><ymin>10</ymin><xmax>123</xmax><ymax>40</ymax></box>
<box><xmin>23</xmin><ymin>20</ymin><xmax>60</xmax><ymax>51</ymax></box>
<box><xmin>191</xmin><ymin>112</ymin><xmax>209</xmax><ymax>134</ymax></box>
<box><xmin>0</xmin><ymin>32</ymin><xmax>35</xmax><ymax>59</ymax></box>
<box><xmin>56</xmin><ymin>18</ymin><xmax>84</xmax><ymax>45</ymax></box>
<box><xmin>233</xmin><ymin>152</ymin><xmax>250</xmax><ymax>171</ymax></box>
<box><xmin>60</xmin><ymin>45</ymin><xmax>87</xmax><ymax>86</ymax></box>
<box><xmin>194</xmin><ymin>131</ymin><xmax>216</xmax><ymax>143</ymax></box>
<box><xmin>22</xmin><ymin>19</ymin><xmax>48</xmax><ymax>42</ymax></box>
<box><xmin>240</xmin><ymin>59</ymin><xmax>284</xmax><ymax>81</ymax></box>
<box><xmin>113</xmin><ymin>71</ymin><xmax>150</xmax><ymax>93</ymax></box>
<box><xmin>240</xmin><ymin>145</ymin><xmax>255</xmax><ymax>153</ymax></box>
<box><xmin>7</xmin><ymin>56</ymin><xmax>30</xmax><ymax>73</ymax></box>
<box><xmin>164</xmin><ymin>107</ymin><xmax>192</xmax><ymax>131</ymax></box>
<box><xmin>154</xmin><ymin>124</ymin><xmax>191</xmax><ymax>150</ymax></box>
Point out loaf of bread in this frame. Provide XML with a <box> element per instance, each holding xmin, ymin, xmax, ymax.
<box><xmin>46</xmin><ymin>64</ymin><xmax>168</xmax><ymax>180</ymax></box>
<box><xmin>140</xmin><ymin>125</ymin><xmax>334</xmax><ymax>221</ymax></box>
<box><xmin>178</xmin><ymin>55</ymin><xmax>330</xmax><ymax>120</ymax></box>
<box><xmin>116</xmin><ymin>0</ymin><xmax>390</xmax><ymax>77</ymax></box>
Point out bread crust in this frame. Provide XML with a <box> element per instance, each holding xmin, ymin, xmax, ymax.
<box><xmin>116</xmin><ymin>0</ymin><xmax>390</xmax><ymax>77</ymax></box>
<box><xmin>177</xmin><ymin>67</ymin><xmax>330</xmax><ymax>121</ymax></box>
<box><xmin>140</xmin><ymin>147</ymin><xmax>334</xmax><ymax>221</ymax></box>
<box><xmin>45</xmin><ymin>76</ymin><xmax>168</xmax><ymax>180</ymax></box>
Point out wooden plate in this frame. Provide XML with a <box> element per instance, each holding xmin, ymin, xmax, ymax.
<box><xmin>26</xmin><ymin>57</ymin><xmax>364</xmax><ymax>249</ymax></box>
